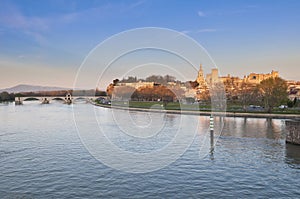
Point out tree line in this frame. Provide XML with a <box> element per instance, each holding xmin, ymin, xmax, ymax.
<box><xmin>218</xmin><ymin>77</ymin><xmax>295</xmax><ymax>112</ymax></box>
<box><xmin>107</xmin><ymin>76</ymin><xmax>297</xmax><ymax>113</ymax></box>
<box><xmin>120</xmin><ymin>75</ymin><xmax>178</xmax><ymax>85</ymax></box>
<box><xmin>0</xmin><ymin>92</ymin><xmax>16</xmax><ymax>102</ymax></box>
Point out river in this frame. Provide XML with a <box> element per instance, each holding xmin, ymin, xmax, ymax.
<box><xmin>0</xmin><ymin>101</ymin><xmax>299</xmax><ymax>198</ymax></box>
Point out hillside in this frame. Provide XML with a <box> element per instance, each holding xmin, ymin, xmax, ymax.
<box><xmin>0</xmin><ymin>84</ymin><xmax>70</xmax><ymax>93</ymax></box>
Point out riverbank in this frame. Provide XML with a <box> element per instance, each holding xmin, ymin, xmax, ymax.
<box><xmin>90</xmin><ymin>101</ymin><xmax>300</xmax><ymax>119</ymax></box>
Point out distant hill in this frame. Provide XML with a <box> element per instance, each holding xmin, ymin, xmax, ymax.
<box><xmin>0</xmin><ymin>84</ymin><xmax>71</xmax><ymax>93</ymax></box>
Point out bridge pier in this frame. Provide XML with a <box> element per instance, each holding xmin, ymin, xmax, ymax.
<box><xmin>64</xmin><ymin>93</ymin><xmax>72</xmax><ymax>104</ymax></box>
<box><xmin>15</xmin><ymin>97</ymin><xmax>23</xmax><ymax>105</ymax></box>
<box><xmin>286</xmin><ymin>119</ymin><xmax>300</xmax><ymax>145</ymax></box>
<box><xmin>41</xmin><ymin>97</ymin><xmax>50</xmax><ymax>104</ymax></box>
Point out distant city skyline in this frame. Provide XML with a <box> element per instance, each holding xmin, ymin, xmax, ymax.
<box><xmin>1</xmin><ymin>0</ymin><xmax>300</xmax><ymax>89</ymax></box>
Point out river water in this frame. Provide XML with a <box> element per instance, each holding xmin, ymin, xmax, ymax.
<box><xmin>0</xmin><ymin>101</ymin><xmax>299</xmax><ymax>198</ymax></box>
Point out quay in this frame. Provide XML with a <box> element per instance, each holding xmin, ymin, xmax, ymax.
<box><xmin>286</xmin><ymin>119</ymin><xmax>300</xmax><ymax>145</ymax></box>
<box><xmin>92</xmin><ymin>101</ymin><xmax>300</xmax><ymax>120</ymax></box>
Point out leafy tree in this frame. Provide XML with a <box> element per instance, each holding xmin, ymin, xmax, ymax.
<box><xmin>287</xmin><ymin>99</ymin><xmax>294</xmax><ymax>108</ymax></box>
<box><xmin>0</xmin><ymin>92</ymin><xmax>12</xmax><ymax>101</ymax></box>
<box><xmin>163</xmin><ymin>75</ymin><xmax>176</xmax><ymax>83</ymax></box>
<box><xmin>259</xmin><ymin>77</ymin><xmax>288</xmax><ymax>113</ymax></box>
<box><xmin>196</xmin><ymin>89</ymin><xmax>210</xmax><ymax>102</ymax></box>
<box><xmin>120</xmin><ymin>76</ymin><xmax>137</xmax><ymax>83</ymax></box>
<box><xmin>106</xmin><ymin>83</ymin><xmax>114</xmax><ymax>98</ymax></box>
<box><xmin>113</xmin><ymin>79</ymin><xmax>120</xmax><ymax>86</ymax></box>
<box><xmin>145</xmin><ymin>75</ymin><xmax>164</xmax><ymax>84</ymax></box>
<box><xmin>293</xmin><ymin>97</ymin><xmax>298</xmax><ymax>106</ymax></box>
<box><xmin>131</xmin><ymin>85</ymin><xmax>177</xmax><ymax>104</ymax></box>
<box><xmin>95</xmin><ymin>89</ymin><xmax>107</xmax><ymax>96</ymax></box>
<box><xmin>106</xmin><ymin>79</ymin><xmax>120</xmax><ymax>98</ymax></box>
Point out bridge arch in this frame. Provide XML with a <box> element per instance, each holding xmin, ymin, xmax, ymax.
<box><xmin>52</xmin><ymin>97</ymin><xmax>65</xmax><ymax>101</ymax></box>
<box><xmin>15</xmin><ymin>95</ymin><xmax>107</xmax><ymax>105</ymax></box>
<box><xmin>23</xmin><ymin>97</ymin><xmax>41</xmax><ymax>101</ymax></box>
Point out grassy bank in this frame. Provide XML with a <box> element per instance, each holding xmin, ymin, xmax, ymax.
<box><xmin>96</xmin><ymin>101</ymin><xmax>300</xmax><ymax>115</ymax></box>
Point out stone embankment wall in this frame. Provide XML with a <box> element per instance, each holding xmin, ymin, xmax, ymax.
<box><xmin>286</xmin><ymin>120</ymin><xmax>300</xmax><ymax>145</ymax></box>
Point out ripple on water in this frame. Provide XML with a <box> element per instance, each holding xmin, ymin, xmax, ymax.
<box><xmin>1</xmin><ymin>104</ymin><xmax>300</xmax><ymax>198</ymax></box>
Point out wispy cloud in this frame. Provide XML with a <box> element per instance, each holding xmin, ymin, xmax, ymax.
<box><xmin>0</xmin><ymin>0</ymin><xmax>146</xmax><ymax>45</ymax></box>
<box><xmin>197</xmin><ymin>11</ymin><xmax>206</xmax><ymax>17</ymax></box>
<box><xmin>180</xmin><ymin>28</ymin><xmax>217</xmax><ymax>35</ymax></box>
<box><xmin>57</xmin><ymin>0</ymin><xmax>147</xmax><ymax>24</ymax></box>
<box><xmin>197</xmin><ymin>29</ymin><xmax>217</xmax><ymax>33</ymax></box>
<box><xmin>0</xmin><ymin>2</ymin><xmax>50</xmax><ymax>45</ymax></box>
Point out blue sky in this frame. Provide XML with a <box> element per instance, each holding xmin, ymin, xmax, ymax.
<box><xmin>0</xmin><ymin>0</ymin><xmax>300</xmax><ymax>89</ymax></box>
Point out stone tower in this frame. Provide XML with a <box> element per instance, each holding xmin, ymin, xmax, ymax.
<box><xmin>196</xmin><ymin>64</ymin><xmax>206</xmax><ymax>86</ymax></box>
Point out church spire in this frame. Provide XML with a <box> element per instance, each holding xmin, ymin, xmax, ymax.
<box><xmin>196</xmin><ymin>63</ymin><xmax>206</xmax><ymax>86</ymax></box>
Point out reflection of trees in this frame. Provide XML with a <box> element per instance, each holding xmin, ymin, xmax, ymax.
<box><xmin>265</xmin><ymin>118</ymin><xmax>283</xmax><ymax>140</ymax></box>
<box><xmin>222</xmin><ymin>117</ymin><xmax>283</xmax><ymax>139</ymax></box>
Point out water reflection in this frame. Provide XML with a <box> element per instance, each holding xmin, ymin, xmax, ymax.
<box><xmin>1</xmin><ymin>103</ymin><xmax>300</xmax><ymax>197</ymax></box>
<box><xmin>222</xmin><ymin>117</ymin><xmax>284</xmax><ymax>140</ymax></box>
<box><xmin>285</xmin><ymin>143</ymin><xmax>300</xmax><ymax>169</ymax></box>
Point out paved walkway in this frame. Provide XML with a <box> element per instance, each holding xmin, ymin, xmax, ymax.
<box><xmin>91</xmin><ymin>102</ymin><xmax>300</xmax><ymax>119</ymax></box>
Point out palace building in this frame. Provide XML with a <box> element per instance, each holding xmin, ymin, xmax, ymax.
<box><xmin>194</xmin><ymin>64</ymin><xmax>281</xmax><ymax>100</ymax></box>
<box><xmin>196</xmin><ymin>65</ymin><xmax>279</xmax><ymax>86</ymax></box>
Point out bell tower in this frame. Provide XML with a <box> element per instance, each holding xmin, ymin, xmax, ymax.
<box><xmin>196</xmin><ymin>64</ymin><xmax>206</xmax><ymax>86</ymax></box>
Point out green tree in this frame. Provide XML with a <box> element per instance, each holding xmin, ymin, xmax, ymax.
<box><xmin>106</xmin><ymin>79</ymin><xmax>120</xmax><ymax>98</ymax></box>
<box><xmin>287</xmin><ymin>99</ymin><xmax>294</xmax><ymax>108</ymax></box>
<box><xmin>259</xmin><ymin>77</ymin><xmax>288</xmax><ymax>113</ymax></box>
<box><xmin>0</xmin><ymin>92</ymin><xmax>11</xmax><ymax>101</ymax></box>
<box><xmin>293</xmin><ymin>97</ymin><xmax>298</xmax><ymax>106</ymax></box>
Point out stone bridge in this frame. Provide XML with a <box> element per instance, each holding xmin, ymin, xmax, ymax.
<box><xmin>15</xmin><ymin>93</ymin><xmax>106</xmax><ymax>105</ymax></box>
